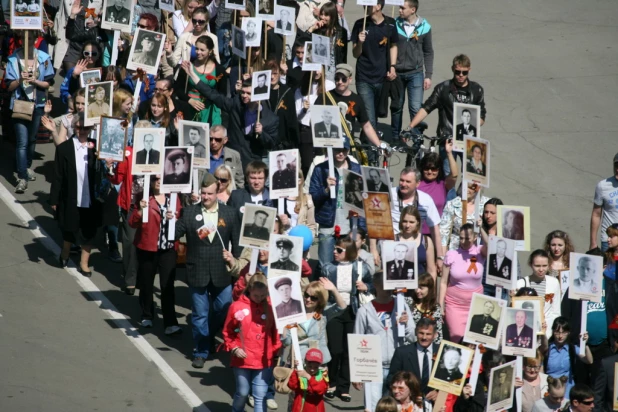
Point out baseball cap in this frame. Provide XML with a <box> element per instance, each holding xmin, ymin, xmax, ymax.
<box><xmin>613</xmin><ymin>152</ymin><xmax>618</xmax><ymax>164</ymax></box>
<box><xmin>335</xmin><ymin>63</ymin><xmax>354</xmax><ymax>78</ymax></box>
<box><xmin>305</xmin><ymin>348</ymin><xmax>323</xmax><ymax>364</ymax></box>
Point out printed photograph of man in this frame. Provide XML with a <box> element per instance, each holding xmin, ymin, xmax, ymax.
<box><xmin>276</xmin><ymin>8</ymin><xmax>292</xmax><ymax>31</ymax></box>
<box><xmin>314</xmin><ymin>35</ymin><xmax>327</xmax><ymax>57</ymax></box>
<box><xmin>185</xmin><ymin>126</ymin><xmax>207</xmax><ymax>158</ymax></box>
<box><xmin>254</xmin><ymin>73</ymin><xmax>268</xmax><ymax>94</ymax></box>
<box><xmin>105</xmin><ymin>0</ymin><xmax>130</xmax><ymax>24</ymax></box>
<box><xmin>132</xmin><ymin>32</ymin><xmax>158</xmax><ymax>66</ymax></box>
<box><xmin>366</xmin><ymin>168</ymin><xmax>389</xmax><ymax>192</ymax></box>
<box><xmin>163</xmin><ymin>149</ymin><xmax>190</xmax><ymax>185</ymax></box>
<box><xmin>572</xmin><ymin>255</ymin><xmax>600</xmax><ymax>294</ymax></box>
<box><xmin>271</xmin><ymin>238</ymin><xmax>299</xmax><ymax>271</ymax></box>
<box><xmin>272</xmin><ymin>153</ymin><xmax>295</xmax><ymax>190</ymax></box>
<box><xmin>456</xmin><ymin>108</ymin><xmax>477</xmax><ymax>141</ymax></box>
<box><xmin>488</xmin><ymin>239</ymin><xmax>512</xmax><ymax>279</ymax></box>
<box><xmin>313</xmin><ymin>109</ymin><xmax>339</xmax><ymax>139</ymax></box>
<box><xmin>135</xmin><ymin>133</ymin><xmax>160</xmax><ymax>164</ymax></box>
<box><xmin>243</xmin><ymin>210</ymin><xmax>270</xmax><ymax>240</ymax></box>
<box><xmin>490</xmin><ymin>369</ymin><xmax>512</xmax><ymax>404</ymax></box>
<box><xmin>243</xmin><ymin>18</ymin><xmax>260</xmax><ymax>47</ymax></box>
<box><xmin>386</xmin><ymin>244</ymin><xmax>415</xmax><ymax>280</ymax></box>
<box><xmin>232</xmin><ymin>25</ymin><xmax>246</xmax><ymax>58</ymax></box>
<box><xmin>468</xmin><ymin>300</ymin><xmax>499</xmax><ymax>338</ymax></box>
<box><xmin>344</xmin><ymin>172</ymin><xmax>363</xmax><ymax>209</ymax></box>
<box><xmin>274</xmin><ymin>277</ymin><xmax>302</xmax><ymax>318</ymax></box>
<box><xmin>504</xmin><ymin>310</ymin><xmax>534</xmax><ymax>349</ymax></box>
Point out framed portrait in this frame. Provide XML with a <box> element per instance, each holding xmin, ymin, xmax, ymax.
<box><xmin>274</xmin><ymin>5</ymin><xmax>295</xmax><ymax>35</ymax></box>
<box><xmin>158</xmin><ymin>0</ymin><xmax>174</xmax><ymax>12</ymax></box>
<box><xmin>496</xmin><ymin>205</ymin><xmax>531</xmax><ymax>251</ymax></box>
<box><xmin>284</xmin><ymin>32</ymin><xmax>296</xmax><ymax>61</ymax></box>
<box><xmin>568</xmin><ymin>253</ymin><xmax>603</xmax><ymax>303</ymax></box>
<box><xmin>101</xmin><ymin>0</ymin><xmax>134</xmax><ymax>33</ymax></box>
<box><xmin>485</xmin><ymin>235</ymin><xmax>517</xmax><ymax>290</ymax></box>
<box><xmin>242</xmin><ymin>17</ymin><xmax>262</xmax><ymax>48</ymax></box>
<box><xmin>251</xmin><ymin>70</ymin><xmax>271</xmax><ymax>102</ymax></box>
<box><xmin>11</xmin><ymin>0</ymin><xmax>43</xmax><ymax>29</ymax></box>
<box><xmin>428</xmin><ymin>341</ymin><xmax>474</xmax><ymax>396</ymax></box>
<box><xmin>79</xmin><ymin>68</ymin><xmax>102</xmax><ymax>87</ymax></box>
<box><xmin>311</xmin><ymin>105</ymin><xmax>343</xmax><ymax>148</ymax></box>
<box><xmin>511</xmin><ymin>296</ymin><xmax>545</xmax><ymax>335</ymax></box>
<box><xmin>501</xmin><ymin>307</ymin><xmax>537</xmax><ymax>357</ymax></box>
<box><xmin>268</xmin><ymin>272</ymin><xmax>307</xmax><ymax>330</ymax></box>
<box><xmin>131</xmin><ymin>128</ymin><xmax>165</xmax><ymax>175</ymax></box>
<box><xmin>268</xmin><ymin>234</ymin><xmax>303</xmax><ymax>276</ymax></box>
<box><xmin>462</xmin><ymin>136</ymin><xmax>490</xmax><ymax>188</ymax></box>
<box><xmin>161</xmin><ymin>146</ymin><xmax>194</xmax><ymax>193</ymax></box>
<box><xmin>452</xmin><ymin>103</ymin><xmax>481</xmax><ymax>152</ymax></box>
<box><xmin>127</xmin><ymin>29</ymin><xmax>166</xmax><ymax>75</ymax></box>
<box><xmin>302</xmin><ymin>42</ymin><xmax>321</xmax><ymax>72</ymax></box>
<box><xmin>269</xmin><ymin>149</ymin><xmax>299</xmax><ymax>199</ymax></box>
<box><xmin>381</xmin><ymin>240</ymin><xmax>418</xmax><ymax>290</ymax></box>
<box><xmin>311</xmin><ymin>34</ymin><xmax>330</xmax><ymax>66</ymax></box>
<box><xmin>239</xmin><ymin>204</ymin><xmax>277</xmax><ymax>249</ymax></box>
<box><xmin>98</xmin><ymin>116</ymin><xmax>127</xmax><ymax>161</ymax></box>
<box><xmin>231</xmin><ymin>26</ymin><xmax>246</xmax><ymax>59</ymax></box>
<box><xmin>179</xmin><ymin>120</ymin><xmax>209</xmax><ymax>169</ymax></box>
<box><xmin>487</xmin><ymin>361</ymin><xmax>516</xmax><ymax>412</ymax></box>
<box><xmin>361</xmin><ymin>166</ymin><xmax>391</xmax><ymax>194</ymax></box>
<box><xmin>84</xmin><ymin>81</ymin><xmax>113</xmax><ymax>126</ymax></box>
<box><xmin>363</xmin><ymin>193</ymin><xmax>395</xmax><ymax>240</ymax></box>
<box><xmin>342</xmin><ymin>169</ymin><xmax>366</xmax><ymax>217</ymax></box>
<box><xmin>257</xmin><ymin>0</ymin><xmax>274</xmax><ymax>20</ymax></box>
<box><xmin>225</xmin><ymin>0</ymin><xmax>246</xmax><ymax>11</ymax></box>
<box><xmin>463</xmin><ymin>293</ymin><xmax>507</xmax><ymax>350</ymax></box>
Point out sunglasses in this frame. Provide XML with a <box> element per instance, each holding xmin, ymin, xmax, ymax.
<box><xmin>424</xmin><ymin>166</ymin><xmax>439</xmax><ymax>172</ymax></box>
<box><xmin>216</xmin><ymin>177</ymin><xmax>229</xmax><ymax>183</ymax></box>
<box><xmin>211</xmin><ymin>137</ymin><xmax>224</xmax><ymax>143</ymax></box>
<box><xmin>335</xmin><ymin>74</ymin><xmax>348</xmax><ymax>83</ymax></box>
<box><xmin>335</xmin><ymin>247</ymin><xmax>345</xmax><ymax>254</ymax></box>
<box><xmin>192</xmin><ymin>19</ymin><xmax>206</xmax><ymax>25</ymax></box>
<box><xmin>137</xmin><ymin>23</ymin><xmax>148</xmax><ymax>29</ymax></box>
<box><xmin>454</xmin><ymin>70</ymin><xmax>469</xmax><ymax>76</ymax></box>
<box><xmin>83</xmin><ymin>51</ymin><xmax>99</xmax><ymax>57</ymax></box>
<box><xmin>303</xmin><ymin>293</ymin><xmax>318</xmax><ymax>302</ymax></box>
<box><xmin>154</xmin><ymin>88</ymin><xmax>169</xmax><ymax>93</ymax></box>
<box><xmin>579</xmin><ymin>400</ymin><xmax>594</xmax><ymax>406</ymax></box>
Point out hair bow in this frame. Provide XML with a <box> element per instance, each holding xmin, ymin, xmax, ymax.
<box><xmin>545</xmin><ymin>293</ymin><xmax>554</xmax><ymax>304</ymax></box>
<box><xmin>467</xmin><ymin>256</ymin><xmax>478</xmax><ymax>274</ymax></box>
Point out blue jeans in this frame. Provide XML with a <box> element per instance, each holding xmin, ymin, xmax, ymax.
<box><xmin>190</xmin><ymin>283</ymin><xmax>233</xmax><ymax>359</ymax></box>
<box><xmin>232</xmin><ymin>367</ymin><xmax>273</xmax><ymax>412</ymax></box>
<box><xmin>602</xmin><ymin>241</ymin><xmax>609</xmax><ymax>252</ymax></box>
<box><xmin>105</xmin><ymin>225</ymin><xmax>119</xmax><ymax>252</ymax></box>
<box><xmin>391</xmin><ymin>71</ymin><xmax>424</xmax><ymax>140</ymax></box>
<box><xmin>356</xmin><ymin>81</ymin><xmax>383</xmax><ymax>131</ymax></box>
<box><xmin>14</xmin><ymin>107</ymin><xmax>44</xmax><ymax>180</ymax></box>
<box><xmin>318</xmin><ymin>232</ymin><xmax>336</xmax><ymax>268</ymax></box>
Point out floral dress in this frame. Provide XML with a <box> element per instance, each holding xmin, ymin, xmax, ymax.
<box><xmin>187</xmin><ymin>66</ymin><xmax>222</xmax><ymax>125</ymax></box>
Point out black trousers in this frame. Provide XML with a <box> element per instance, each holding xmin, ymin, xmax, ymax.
<box><xmin>574</xmin><ymin>339</ymin><xmax>614</xmax><ymax>386</ymax></box>
<box><xmin>326</xmin><ymin>306</ymin><xmax>355</xmax><ymax>393</ymax></box>
<box><xmin>136</xmin><ymin>248</ymin><xmax>178</xmax><ymax>327</ymax></box>
<box><xmin>119</xmin><ymin>209</ymin><xmax>138</xmax><ymax>287</ymax></box>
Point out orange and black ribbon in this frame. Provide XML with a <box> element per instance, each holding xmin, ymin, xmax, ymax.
<box><xmin>467</xmin><ymin>256</ymin><xmax>478</xmax><ymax>274</ymax></box>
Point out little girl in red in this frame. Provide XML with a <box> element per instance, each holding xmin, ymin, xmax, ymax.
<box><xmin>288</xmin><ymin>348</ymin><xmax>329</xmax><ymax>412</ymax></box>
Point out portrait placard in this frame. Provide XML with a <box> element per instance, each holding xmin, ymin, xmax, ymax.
<box><xmin>84</xmin><ymin>81</ymin><xmax>113</xmax><ymax>126</ymax></box>
<box><xmin>342</xmin><ymin>170</ymin><xmax>366</xmax><ymax>217</ymax></box>
<box><xmin>452</xmin><ymin>103</ymin><xmax>481</xmax><ymax>152</ymax></box>
<box><xmin>463</xmin><ymin>293</ymin><xmax>507</xmax><ymax>350</ymax></box>
<box><xmin>311</xmin><ymin>105</ymin><xmax>343</xmax><ymax>148</ymax></box>
<box><xmin>127</xmin><ymin>29</ymin><xmax>166</xmax><ymax>75</ymax></box>
<box><xmin>496</xmin><ymin>205</ymin><xmax>531</xmax><ymax>251</ymax></box>
<box><xmin>225</xmin><ymin>0</ymin><xmax>246</xmax><ymax>11</ymax></box>
<box><xmin>11</xmin><ymin>0</ymin><xmax>43</xmax><ymax>30</ymax></box>
<box><xmin>501</xmin><ymin>307</ymin><xmax>537</xmax><ymax>357</ymax></box>
<box><xmin>158</xmin><ymin>0</ymin><xmax>174</xmax><ymax>12</ymax></box>
<box><xmin>274</xmin><ymin>5</ymin><xmax>295</xmax><ymax>35</ymax></box>
<box><xmin>98</xmin><ymin>116</ymin><xmax>127</xmax><ymax>161</ymax></box>
<box><xmin>302</xmin><ymin>42</ymin><xmax>321</xmax><ymax>72</ymax></box>
<box><xmin>559</xmin><ymin>269</ymin><xmax>570</xmax><ymax>297</ymax></box>
<box><xmin>231</xmin><ymin>26</ymin><xmax>246</xmax><ymax>59</ymax></box>
<box><xmin>384</xmin><ymin>0</ymin><xmax>404</xmax><ymax>5</ymax></box>
<box><xmin>101</xmin><ymin>0</ymin><xmax>135</xmax><ymax>33</ymax></box>
<box><xmin>161</xmin><ymin>146</ymin><xmax>194</xmax><ymax>193</ymax></box>
<box><xmin>363</xmin><ymin>193</ymin><xmax>395</xmax><ymax>240</ymax></box>
<box><xmin>462</xmin><ymin>136</ymin><xmax>490</xmax><ymax>188</ymax></box>
<box><xmin>269</xmin><ymin>149</ymin><xmax>299</xmax><ymax>199</ymax></box>
<box><xmin>239</xmin><ymin>204</ymin><xmax>277</xmax><ymax>249</ymax></box>
<box><xmin>242</xmin><ymin>17</ymin><xmax>262</xmax><ymax>48</ymax></box>
<box><xmin>251</xmin><ymin>70</ymin><xmax>272</xmax><ymax>102</ymax></box>
<box><xmin>361</xmin><ymin>166</ymin><xmax>391</xmax><ymax>194</ymax></box>
<box><xmin>268</xmin><ymin>272</ymin><xmax>307</xmax><ymax>330</ymax></box>
<box><xmin>348</xmin><ymin>334</ymin><xmax>384</xmax><ymax>383</ymax></box>
<box><xmin>79</xmin><ymin>68</ymin><xmax>102</xmax><ymax>87</ymax></box>
<box><xmin>257</xmin><ymin>0</ymin><xmax>275</xmax><ymax>20</ymax></box>
<box><xmin>381</xmin><ymin>240</ymin><xmax>418</xmax><ymax>290</ymax></box>
<box><xmin>284</xmin><ymin>32</ymin><xmax>296</xmax><ymax>60</ymax></box>
<box><xmin>487</xmin><ymin>361</ymin><xmax>516</xmax><ymax>412</ymax></box>
<box><xmin>311</xmin><ymin>34</ymin><xmax>330</xmax><ymax>66</ymax></box>
<box><xmin>179</xmin><ymin>120</ymin><xmax>210</xmax><ymax>168</ymax></box>
<box><xmin>428</xmin><ymin>341</ymin><xmax>474</xmax><ymax>395</ymax></box>
<box><xmin>485</xmin><ymin>235</ymin><xmax>517</xmax><ymax>290</ymax></box>
<box><xmin>131</xmin><ymin>128</ymin><xmax>165</xmax><ymax>175</ymax></box>
<box><xmin>357</xmin><ymin>0</ymin><xmax>377</xmax><ymax>6</ymax></box>
<box><xmin>511</xmin><ymin>296</ymin><xmax>545</xmax><ymax>335</ymax></box>
<box><xmin>568</xmin><ymin>253</ymin><xmax>603</xmax><ymax>303</ymax></box>
<box><xmin>268</xmin><ymin>234</ymin><xmax>303</xmax><ymax>277</ymax></box>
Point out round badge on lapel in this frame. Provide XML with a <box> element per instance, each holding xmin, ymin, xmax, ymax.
<box><xmin>240</xmin><ymin>206</ymin><xmax>245</xmax><ymax>214</ymax></box>
<box><xmin>125</xmin><ymin>150</ymin><xmax>131</xmax><ymax>157</ymax></box>
<box><xmin>261</xmin><ymin>314</ymin><xmax>266</xmax><ymax>320</ymax></box>
<box><xmin>196</xmin><ymin>215</ymin><xmax>203</xmax><ymax>221</ymax></box>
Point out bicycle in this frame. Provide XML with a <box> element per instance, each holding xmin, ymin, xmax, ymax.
<box><xmin>398</xmin><ymin>130</ymin><xmax>451</xmax><ymax>168</ymax></box>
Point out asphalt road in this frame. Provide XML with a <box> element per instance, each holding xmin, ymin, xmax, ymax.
<box><xmin>0</xmin><ymin>0</ymin><xmax>617</xmax><ymax>410</ymax></box>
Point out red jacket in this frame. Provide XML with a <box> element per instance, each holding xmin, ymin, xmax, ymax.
<box><xmin>108</xmin><ymin>146</ymin><xmax>134</xmax><ymax>212</ymax></box>
<box><xmin>223</xmin><ymin>294</ymin><xmax>282</xmax><ymax>369</ymax></box>
<box><xmin>129</xmin><ymin>195</ymin><xmax>182</xmax><ymax>252</ymax></box>
<box><xmin>288</xmin><ymin>370</ymin><xmax>329</xmax><ymax>412</ymax></box>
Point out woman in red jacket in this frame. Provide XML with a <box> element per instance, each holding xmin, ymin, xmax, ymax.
<box><xmin>129</xmin><ymin>175</ymin><xmax>182</xmax><ymax>335</ymax></box>
<box><xmin>223</xmin><ymin>273</ymin><xmax>282</xmax><ymax>412</ymax></box>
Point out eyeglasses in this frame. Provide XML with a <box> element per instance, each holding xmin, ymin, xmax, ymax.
<box><xmin>83</xmin><ymin>51</ymin><xmax>99</xmax><ymax>57</ymax></box>
<box><xmin>192</xmin><ymin>19</ymin><xmax>207</xmax><ymax>25</ymax></box>
<box><xmin>303</xmin><ymin>293</ymin><xmax>318</xmax><ymax>302</ymax></box>
<box><xmin>424</xmin><ymin>166</ymin><xmax>439</xmax><ymax>172</ymax></box>
<box><xmin>579</xmin><ymin>400</ymin><xmax>594</xmax><ymax>405</ymax></box>
<box><xmin>137</xmin><ymin>23</ymin><xmax>148</xmax><ymax>29</ymax></box>
<box><xmin>211</xmin><ymin>137</ymin><xmax>224</xmax><ymax>143</ymax></box>
<box><xmin>335</xmin><ymin>74</ymin><xmax>348</xmax><ymax>83</ymax></box>
<box><xmin>335</xmin><ymin>247</ymin><xmax>345</xmax><ymax>254</ymax></box>
<box><xmin>216</xmin><ymin>177</ymin><xmax>229</xmax><ymax>183</ymax></box>
<box><xmin>454</xmin><ymin>70</ymin><xmax>469</xmax><ymax>76</ymax></box>
<box><xmin>524</xmin><ymin>365</ymin><xmax>540</xmax><ymax>370</ymax></box>
<box><xmin>154</xmin><ymin>88</ymin><xmax>168</xmax><ymax>93</ymax></box>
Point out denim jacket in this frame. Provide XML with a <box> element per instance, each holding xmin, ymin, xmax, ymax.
<box><xmin>6</xmin><ymin>49</ymin><xmax>55</xmax><ymax>109</ymax></box>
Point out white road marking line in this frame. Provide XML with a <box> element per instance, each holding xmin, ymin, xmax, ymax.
<box><xmin>0</xmin><ymin>183</ymin><xmax>208</xmax><ymax>412</ymax></box>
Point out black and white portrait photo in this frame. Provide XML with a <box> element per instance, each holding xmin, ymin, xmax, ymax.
<box><xmin>158</xmin><ymin>0</ymin><xmax>174</xmax><ymax>12</ymax></box>
<box><xmin>268</xmin><ymin>272</ymin><xmax>307</xmax><ymax>329</ymax></box>
<box><xmin>161</xmin><ymin>147</ymin><xmax>194</xmax><ymax>193</ymax></box>
<box><xmin>274</xmin><ymin>5</ymin><xmax>295</xmax><ymax>35</ymax></box>
<box><xmin>101</xmin><ymin>0</ymin><xmax>133</xmax><ymax>33</ymax></box>
<box><xmin>381</xmin><ymin>240</ymin><xmax>418</xmax><ymax>290</ymax></box>
<box><xmin>462</xmin><ymin>136</ymin><xmax>490</xmax><ymax>188</ymax></box>
<box><xmin>485</xmin><ymin>235</ymin><xmax>517</xmax><ymax>289</ymax></box>
<box><xmin>463</xmin><ymin>293</ymin><xmax>506</xmax><ymax>349</ymax></box>
<box><xmin>512</xmin><ymin>296</ymin><xmax>545</xmax><ymax>335</ymax></box>
<box><xmin>342</xmin><ymin>169</ymin><xmax>365</xmax><ymax>216</ymax></box>
<box><xmin>231</xmin><ymin>26</ymin><xmax>246</xmax><ymax>59</ymax></box>
<box><xmin>452</xmin><ymin>103</ymin><xmax>481</xmax><ymax>152</ymax></box>
<box><xmin>487</xmin><ymin>361</ymin><xmax>516</xmax><ymax>412</ymax></box>
<box><xmin>269</xmin><ymin>149</ymin><xmax>299</xmax><ymax>198</ymax></box>
<box><xmin>568</xmin><ymin>253</ymin><xmax>603</xmax><ymax>302</ymax></box>
<box><xmin>98</xmin><ymin>116</ymin><xmax>127</xmax><ymax>162</ymax></box>
<box><xmin>428</xmin><ymin>341</ymin><xmax>473</xmax><ymax>396</ymax></box>
<box><xmin>311</xmin><ymin>105</ymin><xmax>343</xmax><ymax>148</ymax></box>
<box><xmin>85</xmin><ymin>81</ymin><xmax>113</xmax><ymax>126</ymax></box>
<box><xmin>127</xmin><ymin>29</ymin><xmax>166</xmax><ymax>75</ymax></box>
<box><xmin>497</xmin><ymin>205</ymin><xmax>530</xmax><ymax>251</ymax></box>
<box><xmin>361</xmin><ymin>166</ymin><xmax>390</xmax><ymax>193</ymax></box>
<box><xmin>11</xmin><ymin>0</ymin><xmax>43</xmax><ymax>29</ymax></box>
<box><xmin>311</xmin><ymin>33</ymin><xmax>330</xmax><ymax>66</ymax></box>
<box><xmin>179</xmin><ymin>120</ymin><xmax>209</xmax><ymax>168</ymax></box>
<box><xmin>257</xmin><ymin>0</ymin><xmax>274</xmax><ymax>20</ymax></box>
<box><xmin>251</xmin><ymin>70</ymin><xmax>271</xmax><ymax>102</ymax></box>
<box><xmin>239</xmin><ymin>204</ymin><xmax>277</xmax><ymax>249</ymax></box>
<box><xmin>79</xmin><ymin>69</ymin><xmax>102</xmax><ymax>87</ymax></box>
<box><xmin>131</xmin><ymin>128</ymin><xmax>165</xmax><ymax>175</ymax></box>
<box><xmin>225</xmin><ymin>0</ymin><xmax>246</xmax><ymax>11</ymax></box>
<box><xmin>502</xmin><ymin>307</ymin><xmax>536</xmax><ymax>357</ymax></box>
<box><xmin>302</xmin><ymin>42</ymin><xmax>321</xmax><ymax>72</ymax></box>
<box><xmin>268</xmin><ymin>234</ymin><xmax>303</xmax><ymax>276</ymax></box>
<box><xmin>242</xmin><ymin>18</ymin><xmax>262</xmax><ymax>48</ymax></box>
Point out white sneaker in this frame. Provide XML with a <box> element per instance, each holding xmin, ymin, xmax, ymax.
<box><xmin>247</xmin><ymin>395</ymin><xmax>254</xmax><ymax>407</ymax></box>
<box><xmin>27</xmin><ymin>169</ymin><xmax>36</xmax><ymax>181</ymax></box>
<box><xmin>140</xmin><ymin>319</ymin><xmax>153</xmax><ymax>328</ymax></box>
<box><xmin>164</xmin><ymin>325</ymin><xmax>182</xmax><ymax>335</ymax></box>
<box><xmin>266</xmin><ymin>399</ymin><xmax>278</xmax><ymax>410</ymax></box>
<box><xmin>15</xmin><ymin>179</ymin><xmax>27</xmax><ymax>194</ymax></box>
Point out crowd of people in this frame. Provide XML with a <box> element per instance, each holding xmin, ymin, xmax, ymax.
<box><xmin>3</xmin><ymin>0</ymin><xmax>618</xmax><ymax>411</ymax></box>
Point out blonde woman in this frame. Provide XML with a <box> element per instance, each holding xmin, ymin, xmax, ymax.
<box><xmin>278</xmin><ymin>170</ymin><xmax>317</xmax><ymax>237</ymax></box>
<box><xmin>214</xmin><ymin>164</ymin><xmax>236</xmax><ymax>203</ymax></box>
<box><xmin>172</xmin><ymin>0</ymin><xmax>205</xmax><ymax>38</ymax></box>
<box><xmin>166</xmin><ymin>7</ymin><xmax>220</xmax><ymax>68</ymax></box>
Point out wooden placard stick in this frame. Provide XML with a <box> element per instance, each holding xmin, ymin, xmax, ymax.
<box><xmin>264</xmin><ymin>22</ymin><xmax>268</xmax><ymax>59</ymax></box>
<box><xmin>321</xmin><ymin>65</ymin><xmax>326</xmax><ymax>103</ymax></box>
<box><xmin>306</xmin><ymin>71</ymin><xmax>313</xmax><ymax>99</ymax></box>
<box><xmin>24</xmin><ymin>31</ymin><xmax>29</xmax><ymax>67</ymax></box>
<box><xmin>462</xmin><ymin>180</ymin><xmax>468</xmax><ymax>225</ymax></box>
<box><xmin>255</xmin><ymin>101</ymin><xmax>261</xmax><ymax>139</ymax></box>
<box><xmin>247</xmin><ymin>47</ymin><xmax>252</xmax><ymax>75</ymax></box>
<box><xmin>362</xmin><ymin>6</ymin><xmax>368</xmax><ymax>32</ymax></box>
<box><xmin>282</xmin><ymin>35</ymin><xmax>287</xmax><ymax>61</ymax></box>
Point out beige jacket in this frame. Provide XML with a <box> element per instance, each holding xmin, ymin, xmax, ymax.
<box><xmin>167</xmin><ymin>31</ymin><xmax>220</xmax><ymax>68</ymax></box>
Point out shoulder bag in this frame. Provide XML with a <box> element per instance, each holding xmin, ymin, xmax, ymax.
<box><xmin>273</xmin><ymin>343</ymin><xmax>296</xmax><ymax>394</ymax></box>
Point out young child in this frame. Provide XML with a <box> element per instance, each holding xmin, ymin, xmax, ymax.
<box><xmin>288</xmin><ymin>348</ymin><xmax>329</xmax><ymax>412</ymax></box>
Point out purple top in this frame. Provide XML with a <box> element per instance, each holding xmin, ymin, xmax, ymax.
<box><xmin>444</xmin><ymin>245</ymin><xmax>485</xmax><ymax>290</ymax></box>
<box><xmin>418</xmin><ymin>179</ymin><xmax>447</xmax><ymax>235</ymax></box>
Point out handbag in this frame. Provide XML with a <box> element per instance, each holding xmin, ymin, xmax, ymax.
<box><xmin>273</xmin><ymin>343</ymin><xmax>296</xmax><ymax>394</ymax></box>
<box><xmin>176</xmin><ymin>240</ymin><xmax>187</xmax><ymax>265</ymax></box>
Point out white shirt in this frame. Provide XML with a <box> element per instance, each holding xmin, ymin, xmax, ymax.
<box><xmin>390</xmin><ymin>187</ymin><xmax>441</xmax><ymax>234</ymax></box>
<box><xmin>251</xmin><ymin>192</ymin><xmax>264</xmax><ymax>203</ymax></box>
<box><xmin>73</xmin><ymin>138</ymin><xmax>91</xmax><ymax>208</ymax></box>
<box><xmin>417</xmin><ymin>343</ymin><xmax>433</xmax><ymax>378</ymax></box>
